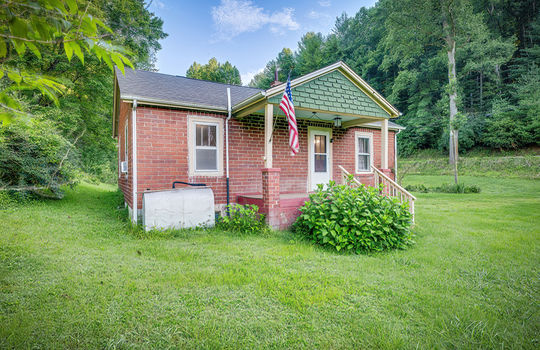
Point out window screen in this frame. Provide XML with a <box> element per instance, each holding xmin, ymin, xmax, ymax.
<box><xmin>195</xmin><ymin>124</ymin><xmax>218</xmax><ymax>171</ymax></box>
<box><xmin>357</xmin><ymin>136</ymin><xmax>371</xmax><ymax>172</ymax></box>
<box><xmin>314</xmin><ymin>134</ymin><xmax>327</xmax><ymax>173</ymax></box>
<box><xmin>124</xmin><ymin>123</ymin><xmax>128</xmax><ymax>162</ymax></box>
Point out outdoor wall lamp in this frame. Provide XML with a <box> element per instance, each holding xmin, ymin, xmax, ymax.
<box><xmin>333</xmin><ymin>116</ymin><xmax>342</xmax><ymax>128</ymax></box>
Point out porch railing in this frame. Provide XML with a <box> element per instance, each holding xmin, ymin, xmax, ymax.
<box><xmin>338</xmin><ymin>165</ymin><xmax>416</xmax><ymax>222</ymax></box>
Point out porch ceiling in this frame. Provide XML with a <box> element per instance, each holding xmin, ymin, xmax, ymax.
<box><xmin>237</xmin><ymin>104</ymin><xmax>383</xmax><ymax>127</ymax></box>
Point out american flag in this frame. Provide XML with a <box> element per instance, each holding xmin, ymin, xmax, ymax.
<box><xmin>279</xmin><ymin>77</ymin><xmax>299</xmax><ymax>155</ymax></box>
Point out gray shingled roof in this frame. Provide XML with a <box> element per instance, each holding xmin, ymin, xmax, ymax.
<box><xmin>116</xmin><ymin>67</ymin><xmax>262</xmax><ymax>111</ymax></box>
<box><xmin>363</xmin><ymin>120</ymin><xmax>405</xmax><ymax>130</ymax></box>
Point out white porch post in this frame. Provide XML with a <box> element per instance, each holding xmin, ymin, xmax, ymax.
<box><xmin>264</xmin><ymin>103</ymin><xmax>273</xmax><ymax>168</ymax></box>
<box><xmin>381</xmin><ymin>118</ymin><xmax>389</xmax><ymax>169</ymax></box>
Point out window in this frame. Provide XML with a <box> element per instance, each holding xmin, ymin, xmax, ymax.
<box><xmin>195</xmin><ymin>123</ymin><xmax>218</xmax><ymax>171</ymax></box>
<box><xmin>314</xmin><ymin>134</ymin><xmax>327</xmax><ymax>172</ymax></box>
<box><xmin>189</xmin><ymin>116</ymin><xmax>223</xmax><ymax>176</ymax></box>
<box><xmin>124</xmin><ymin>123</ymin><xmax>128</xmax><ymax>162</ymax></box>
<box><xmin>355</xmin><ymin>132</ymin><xmax>373</xmax><ymax>173</ymax></box>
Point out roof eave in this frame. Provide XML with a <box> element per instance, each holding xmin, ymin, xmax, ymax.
<box><xmin>120</xmin><ymin>95</ymin><xmax>228</xmax><ymax>113</ymax></box>
<box><xmin>231</xmin><ymin>91</ymin><xmax>266</xmax><ymax>112</ymax></box>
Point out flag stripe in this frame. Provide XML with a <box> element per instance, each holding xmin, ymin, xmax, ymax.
<box><xmin>280</xmin><ymin>77</ymin><xmax>299</xmax><ymax>155</ymax></box>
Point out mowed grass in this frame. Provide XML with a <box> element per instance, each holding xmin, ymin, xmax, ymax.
<box><xmin>1</xmin><ymin>176</ymin><xmax>539</xmax><ymax>349</ymax></box>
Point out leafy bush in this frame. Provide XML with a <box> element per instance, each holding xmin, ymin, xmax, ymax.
<box><xmin>217</xmin><ymin>204</ymin><xmax>268</xmax><ymax>235</ymax></box>
<box><xmin>0</xmin><ymin>119</ymin><xmax>78</xmax><ymax>196</ymax></box>
<box><xmin>293</xmin><ymin>181</ymin><xmax>413</xmax><ymax>253</ymax></box>
<box><xmin>0</xmin><ymin>190</ymin><xmax>35</xmax><ymax>210</ymax></box>
<box><xmin>405</xmin><ymin>183</ymin><xmax>481</xmax><ymax>193</ymax></box>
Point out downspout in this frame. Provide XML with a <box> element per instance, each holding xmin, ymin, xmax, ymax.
<box><xmin>226</xmin><ymin>88</ymin><xmax>231</xmax><ymax>215</ymax></box>
<box><xmin>132</xmin><ymin>99</ymin><xmax>138</xmax><ymax>224</ymax></box>
<box><xmin>395</xmin><ymin>129</ymin><xmax>401</xmax><ymax>183</ymax></box>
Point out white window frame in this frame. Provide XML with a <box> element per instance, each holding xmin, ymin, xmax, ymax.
<box><xmin>188</xmin><ymin>115</ymin><xmax>224</xmax><ymax>177</ymax></box>
<box><xmin>124</xmin><ymin>122</ymin><xmax>129</xmax><ymax>162</ymax></box>
<box><xmin>355</xmin><ymin>131</ymin><xmax>374</xmax><ymax>174</ymax></box>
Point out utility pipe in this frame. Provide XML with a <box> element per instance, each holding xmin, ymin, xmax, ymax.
<box><xmin>226</xmin><ymin>88</ymin><xmax>231</xmax><ymax>215</ymax></box>
<box><xmin>395</xmin><ymin>128</ymin><xmax>401</xmax><ymax>183</ymax></box>
<box><xmin>132</xmin><ymin>99</ymin><xmax>138</xmax><ymax>224</ymax></box>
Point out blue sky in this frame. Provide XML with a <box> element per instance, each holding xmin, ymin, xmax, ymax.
<box><xmin>148</xmin><ymin>0</ymin><xmax>377</xmax><ymax>85</ymax></box>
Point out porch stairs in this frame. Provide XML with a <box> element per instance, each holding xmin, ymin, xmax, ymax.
<box><xmin>338</xmin><ymin>165</ymin><xmax>416</xmax><ymax>222</ymax></box>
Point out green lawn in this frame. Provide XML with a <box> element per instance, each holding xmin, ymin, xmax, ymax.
<box><xmin>1</xmin><ymin>176</ymin><xmax>539</xmax><ymax>349</ymax></box>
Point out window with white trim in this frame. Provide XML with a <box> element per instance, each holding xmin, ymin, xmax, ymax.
<box><xmin>195</xmin><ymin>123</ymin><xmax>218</xmax><ymax>171</ymax></box>
<box><xmin>188</xmin><ymin>116</ymin><xmax>223</xmax><ymax>176</ymax></box>
<box><xmin>355</xmin><ymin>132</ymin><xmax>373</xmax><ymax>173</ymax></box>
<box><xmin>124</xmin><ymin>122</ymin><xmax>128</xmax><ymax>162</ymax></box>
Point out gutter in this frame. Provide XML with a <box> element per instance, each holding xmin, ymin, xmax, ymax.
<box><xmin>121</xmin><ymin>95</ymin><xmax>229</xmax><ymax>114</ymax></box>
<box><xmin>226</xmin><ymin>88</ymin><xmax>232</xmax><ymax>215</ymax></box>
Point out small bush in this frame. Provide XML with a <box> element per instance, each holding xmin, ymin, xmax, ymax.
<box><xmin>0</xmin><ymin>119</ymin><xmax>78</xmax><ymax>194</ymax></box>
<box><xmin>405</xmin><ymin>183</ymin><xmax>481</xmax><ymax>193</ymax></box>
<box><xmin>0</xmin><ymin>190</ymin><xmax>35</xmax><ymax>210</ymax></box>
<box><xmin>217</xmin><ymin>204</ymin><xmax>268</xmax><ymax>235</ymax></box>
<box><xmin>293</xmin><ymin>180</ymin><xmax>413</xmax><ymax>253</ymax></box>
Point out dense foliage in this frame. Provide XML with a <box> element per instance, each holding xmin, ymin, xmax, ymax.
<box><xmin>0</xmin><ymin>0</ymin><xmax>166</xmax><ymax>191</ymax></box>
<box><xmin>405</xmin><ymin>183</ymin><xmax>481</xmax><ymax>193</ymax></box>
<box><xmin>0</xmin><ymin>0</ymin><xmax>134</xmax><ymax>124</ymax></box>
<box><xmin>186</xmin><ymin>58</ymin><xmax>242</xmax><ymax>85</ymax></box>
<box><xmin>293</xmin><ymin>181</ymin><xmax>413</xmax><ymax>253</ymax></box>
<box><xmin>250</xmin><ymin>0</ymin><xmax>539</xmax><ymax>155</ymax></box>
<box><xmin>0</xmin><ymin>118</ymin><xmax>77</xmax><ymax>194</ymax></box>
<box><xmin>216</xmin><ymin>204</ymin><xmax>268</xmax><ymax>235</ymax></box>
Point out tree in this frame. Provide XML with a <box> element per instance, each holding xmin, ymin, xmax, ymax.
<box><xmin>0</xmin><ymin>0</ymin><xmax>167</xmax><ymax>193</ymax></box>
<box><xmin>100</xmin><ymin>0</ymin><xmax>167</xmax><ymax>70</ymax></box>
<box><xmin>384</xmin><ymin>0</ymin><xmax>500</xmax><ymax>183</ymax></box>
<box><xmin>0</xmin><ymin>0</ymin><xmax>133</xmax><ymax>124</ymax></box>
<box><xmin>186</xmin><ymin>58</ymin><xmax>241</xmax><ymax>85</ymax></box>
<box><xmin>296</xmin><ymin>32</ymin><xmax>325</xmax><ymax>75</ymax></box>
<box><xmin>249</xmin><ymin>48</ymin><xmax>296</xmax><ymax>88</ymax></box>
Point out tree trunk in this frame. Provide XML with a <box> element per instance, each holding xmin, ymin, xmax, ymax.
<box><xmin>479</xmin><ymin>70</ymin><xmax>483</xmax><ymax>110</ymax></box>
<box><xmin>445</xmin><ymin>31</ymin><xmax>459</xmax><ymax>184</ymax></box>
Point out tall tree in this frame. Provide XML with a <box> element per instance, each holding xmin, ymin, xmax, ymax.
<box><xmin>0</xmin><ymin>0</ymin><xmax>166</xmax><ymax>191</ymax></box>
<box><xmin>0</xmin><ymin>0</ymin><xmax>133</xmax><ymax>123</ymax></box>
<box><xmin>385</xmin><ymin>0</ymin><xmax>507</xmax><ymax>183</ymax></box>
<box><xmin>186</xmin><ymin>58</ymin><xmax>241</xmax><ymax>85</ymax></box>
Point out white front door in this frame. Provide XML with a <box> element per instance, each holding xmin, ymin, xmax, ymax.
<box><xmin>309</xmin><ymin>129</ymin><xmax>331</xmax><ymax>191</ymax></box>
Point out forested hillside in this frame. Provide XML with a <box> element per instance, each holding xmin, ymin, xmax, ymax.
<box><xmin>250</xmin><ymin>0</ymin><xmax>539</xmax><ymax>156</ymax></box>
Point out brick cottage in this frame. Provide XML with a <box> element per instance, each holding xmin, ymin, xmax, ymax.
<box><xmin>113</xmin><ymin>61</ymin><xmax>408</xmax><ymax>229</ymax></box>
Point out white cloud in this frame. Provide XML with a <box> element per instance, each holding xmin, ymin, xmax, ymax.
<box><xmin>150</xmin><ymin>0</ymin><xmax>165</xmax><ymax>10</ymax></box>
<box><xmin>307</xmin><ymin>10</ymin><xmax>330</xmax><ymax>20</ymax></box>
<box><xmin>318</xmin><ymin>0</ymin><xmax>331</xmax><ymax>7</ymax></box>
<box><xmin>240</xmin><ymin>67</ymin><xmax>264</xmax><ymax>86</ymax></box>
<box><xmin>212</xmin><ymin>0</ymin><xmax>299</xmax><ymax>39</ymax></box>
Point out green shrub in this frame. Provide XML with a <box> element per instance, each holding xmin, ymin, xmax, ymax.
<box><xmin>293</xmin><ymin>181</ymin><xmax>413</xmax><ymax>253</ymax></box>
<box><xmin>405</xmin><ymin>183</ymin><xmax>481</xmax><ymax>193</ymax></box>
<box><xmin>0</xmin><ymin>119</ymin><xmax>78</xmax><ymax>195</ymax></box>
<box><xmin>217</xmin><ymin>204</ymin><xmax>268</xmax><ymax>235</ymax></box>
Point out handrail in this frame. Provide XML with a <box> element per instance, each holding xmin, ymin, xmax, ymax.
<box><xmin>371</xmin><ymin>165</ymin><xmax>415</xmax><ymax>222</ymax></box>
<box><xmin>338</xmin><ymin>165</ymin><xmax>415</xmax><ymax>222</ymax></box>
<box><xmin>371</xmin><ymin>166</ymin><xmax>416</xmax><ymax>200</ymax></box>
<box><xmin>337</xmin><ymin>165</ymin><xmax>362</xmax><ymax>187</ymax></box>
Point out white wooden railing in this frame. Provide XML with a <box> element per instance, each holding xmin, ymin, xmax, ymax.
<box><xmin>338</xmin><ymin>165</ymin><xmax>416</xmax><ymax>222</ymax></box>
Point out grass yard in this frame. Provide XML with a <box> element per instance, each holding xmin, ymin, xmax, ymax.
<box><xmin>1</xmin><ymin>176</ymin><xmax>539</xmax><ymax>349</ymax></box>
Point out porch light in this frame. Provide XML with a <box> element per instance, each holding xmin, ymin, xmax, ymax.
<box><xmin>333</xmin><ymin>116</ymin><xmax>342</xmax><ymax>128</ymax></box>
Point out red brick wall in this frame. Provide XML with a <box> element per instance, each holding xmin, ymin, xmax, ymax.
<box><xmin>117</xmin><ymin>104</ymin><xmax>397</xmax><ymax>211</ymax></box>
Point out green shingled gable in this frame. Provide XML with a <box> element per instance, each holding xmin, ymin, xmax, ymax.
<box><xmin>268</xmin><ymin>69</ymin><xmax>390</xmax><ymax>118</ymax></box>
